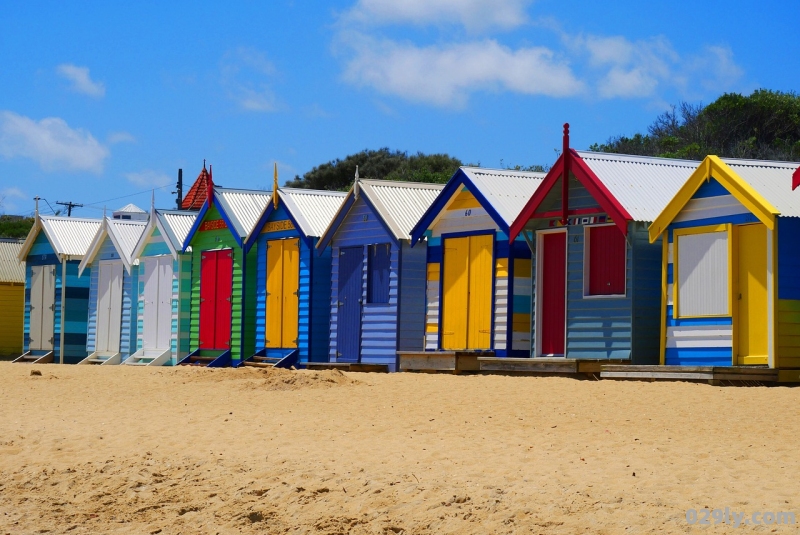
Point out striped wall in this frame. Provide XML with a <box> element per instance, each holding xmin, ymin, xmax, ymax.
<box><xmin>328</xmin><ymin>197</ymin><xmax>404</xmax><ymax>370</ymax></box>
<box><xmin>423</xmin><ymin>186</ymin><xmax>531</xmax><ymax>357</ymax></box>
<box><xmin>663</xmin><ymin>178</ymin><xmax>756</xmax><ymax>366</ymax></box>
<box><xmin>188</xmin><ymin>204</ymin><xmax>253</xmax><ymax>364</ymax></box>
<box><xmin>253</xmin><ymin>204</ymin><xmax>331</xmax><ymax>364</ymax></box>
<box><xmin>777</xmin><ymin>217</ymin><xmax>800</xmax><ymax>368</ymax></box>
<box><xmin>397</xmin><ymin>241</ymin><xmax>427</xmax><ymax>352</ymax></box>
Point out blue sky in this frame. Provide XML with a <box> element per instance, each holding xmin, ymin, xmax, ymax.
<box><xmin>1</xmin><ymin>0</ymin><xmax>797</xmax><ymax>216</ymax></box>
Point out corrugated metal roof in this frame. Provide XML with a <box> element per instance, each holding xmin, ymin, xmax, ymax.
<box><xmin>107</xmin><ymin>218</ymin><xmax>147</xmax><ymax>263</ymax></box>
<box><xmin>0</xmin><ymin>240</ymin><xmax>24</xmax><ymax>283</ymax></box>
<box><xmin>460</xmin><ymin>167</ymin><xmax>547</xmax><ymax>226</ymax></box>
<box><xmin>279</xmin><ymin>188</ymin><xmax>348</xmax><ymax>237</ymax></box>
<box><xmin>39</xmin><ymin>216</ymin><xmax>102</xmax><ymax>258</ymax></box>
<box><xmin>722</xmin><ymin>158</ymin><xmax>800</xmax><ymax>218</ymax></box>
<box><xmin>358</xmin><ymin>180</ymin><xmax>445</xmax><ymax>240</ymax></box>
<box><xmin>215</xmin><ymin>187</ymin><xmax>272</xmax><ymax>238</ymax></box>
<box><xmin>116</xmin><ymin>203</ymin><xmax>146</xmax><ymax>213</ymax></box>
<box><xmin>158</xmin><ymin>210</ymin><xmax>198</xmax><ymax>250</ymax></box>
<box><xmin>577</xmin><ymin>151</ymin><xmax>701</xmax><ymax>222</ymax></box>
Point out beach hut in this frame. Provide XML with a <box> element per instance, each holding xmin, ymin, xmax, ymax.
<box><xmin>128</xmin><ymin>207</ymin><xmax>197</xmax><ymax>366</ymax></box>
<box><xmin>508</xmin><ymin>126</ymin><xmax>699</xmax><ymax>370</ymax></box>
<box><xmin>405</xmin><ymin>166</ymin><xmax>545</xmax><ymax>370</ymax></box>
<box><xmin>0</xmin><ymin>239</ymin><xmax>25</xmax><ymax>357</ymax></box>
<box><xmin>241</xmin><ymin>176</ymin><xmax>347</xmax><ymax>367</ymax></box>
<box><xmin>647</xmin><ymin>156</ymin><xmax>800</xmax><ymax>381</ymax></box>
<box><xmin>316</xmin><ymin>178</ymin><xmax>444</xmax><ymax>371</ymax></box>
<box><xmin>15</xmin><ymin>209</ymin><xmax>101</xmax><ymax>364</ymax></box>
<box><xmin>181</xmin><ymin>174</ymin><xmax>272</xmax><ymax>367</ymax></box>
<box><xmin>78</xmin><ymin>208</ymin><xmax>148</xmax><ymax>365</ymax></box>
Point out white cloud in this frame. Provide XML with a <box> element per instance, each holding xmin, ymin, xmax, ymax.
<box><xmin>343</xmin><ymin>0</ymin><xmax>531</xmax><ymax>31</ymax></box>
<box><xmin>341</xmin><ymin>34</ymin><xmax>584</xmax><ymax>107</ymax></box>
<box><xmin>1</xmin><ymin>187</ymin><xmax>25</xmax><ymax>199</ymax></box>
<box><xmin>107</xmin><ymin>131</ymin><xmax>136</xmax><ymax>144</ymax></box>
<box><xmin>56</xmin><ymin>64</ymin><xmax>105</xmax><ymax>98</ymax></box>
<box><xmin>220</xmin><ymin>47</ymin><xmax>279</xmax><ymax>112</ymax></box>
<box><xmin>124</xmin><ymin>170</ymin><xmax>172</xmax><ymax>187</ymax></box>
<box><xmin>0</xmin><ymin>111</ymin><xmax>109</xmax><ymax>173</ymax></box>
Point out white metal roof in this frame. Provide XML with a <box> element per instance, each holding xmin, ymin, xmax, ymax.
<box><xmin>279</xmin><ymin>188</ymin><xmax>347</xmax><ymax>237</ymax></box>
<box><xmin>107</xmin><ymin>218</ymin><xmax>147</xmax><ymax>263</ymax></box>
<box><xmin>115</xmin><ymin>203</ymin><xmax>146</xmax><ymax>213</ymax></box>
<box><xmin>0</xmin><ymin>240</ymin><xmax>24</xmax><ymax>283</ymax></box>
<box><xmin>37</xmin><ymin>216</ymin><xmax>102</xmax><ymax>258</ymax></box>
<box><xmin>357</xmin><ymin>180</ymin><xmax>445</xmax><ymax>240</ymax></box>
<box><xmin>158</xmin><ymin>210</ymin><xmax>198</xmax><ymax>249</ymax></box>
<box><xmin>721</xmin><ymin>157</ymin><xmax>800</xmax><ymax>218</ymax></box>
<box><xmin>459</xmin><ymin>167</ymin><xmax>547</xmax><ymax>226</ymax></box>
<box><xmin>576</xmin><ymin>151</ymin><xmax>701</xmax><ymax>222</ymax></box>
<box><xmin>215</xmin><ymin>187</ymin><xmax>272</xmax><ymax>239</ymax></box>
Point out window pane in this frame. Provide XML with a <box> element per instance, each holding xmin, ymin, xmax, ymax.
<box><xmin>367</xmin><ymin>243</ymin><xmax>391</xmax><ymax>304</ymax></box>
<box><xmin>587</xmin><ymin>225</ymin><xmax>626</xmax><ymax>295</ymax></box>
<box><xmin>677</xmin><ymin>231</ymin><xmax>728</xmax><ymax>317</ymax></box>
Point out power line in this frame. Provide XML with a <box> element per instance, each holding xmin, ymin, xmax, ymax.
<box><xmin>56</xmin><ymin>201</ymin><xmax>84</xmax><ymax>217</ymax></box>
<box><xmin>84</xmin><ymin>182</ymin><xmax>173</xmax><ymax>207</ymax></box>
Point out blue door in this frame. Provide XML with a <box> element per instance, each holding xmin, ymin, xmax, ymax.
<box><xmin>337</xmin><ymin>246</ymin><xmax>363</xmax><ymax>362</ymax></box>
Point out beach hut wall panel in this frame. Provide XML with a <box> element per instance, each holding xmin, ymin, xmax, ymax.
<box><xmin>649</xmin><ymin>156</ymin><xmax>800</xmax><ymax>369</ymax></box>
<box><xmin>0</xmin><ymin>241</ymin><xmax>25</xmax><ymax>355</ymax></box>
<box><xmin>22</xmin><ymin>224</ymin><xmax>96</xmax><ymax>364</ymax></box>
<box><xmin>187</xmin><ymin>204</ymin><xmax>255</xmax><ymax>364</ymax></box>
<box><xmin>133</xmin><ymin>210</ymin><xmax>197</xmax><ymax>364</ymax></box>
<box><xmin>420</xmin><ymin>180</ymin><xmax>538</xmax><ymax>357</ymax></box>
<box><xmin>85</xmin><ymin>235</ymin><xmax>138</xmax><ymax>358</ymax></box>
<box><xmin>254</xmin><ymin>203</ymin><xmax>333</xmax><ymax>363</ymax></box>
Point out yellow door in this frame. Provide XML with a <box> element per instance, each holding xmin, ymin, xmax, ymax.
<box><xmin>265</xmin><ymin>240</ymin><xmax>284</xmax><ymax>348</ymax></box>
<box><xmin>737</xmin><ymin>224</ymin><xmax>769</xmax><ymax>365</ymax></box>
<box><xmin>282</xmin><ymin>239</ymin><xmax>300</xmax><ymax>348</ymax></box>
<box><xmin>441</xmin><ymin>237</ymin><xmax>469</xmax><ymax>349</ymax></box>
<box><xmin>467</xmin><ymin>234</ymin><xmax>493</xmax><ymax>349</ymax></box>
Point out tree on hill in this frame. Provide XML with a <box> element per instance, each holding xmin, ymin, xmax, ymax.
<box><xmin>283</xmin><ymin>148</ymin><xmax>464</xmax><ymax>190</ymax></box>
<box><xmin>0</xmin><ymin>215</ymin><xmax>34</xmax><ymax>239</ymax></box>
<box><xmin>590</xmin><ymin>90</ymin><xmax>800</xmax><ymax>161</ymax></box>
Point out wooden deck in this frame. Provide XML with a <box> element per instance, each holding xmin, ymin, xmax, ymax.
<box><xmin>478</xmin><ymin>357</ymin><xmax>628</xmax><ymax>375</ymax></box>
<box><xmin>397</xmin><ymin>351</ymin><xmax>491</xmax><ymax>373</ymax></box>
<box><xmin>600</xmin><ymin>365</ymin><xmax>779</xmax><ymax>385</ymax></box>
<box><xmin>304</xmin><ymin>362</ymin><xmax>389</xmax><ymax>373</ymax></box>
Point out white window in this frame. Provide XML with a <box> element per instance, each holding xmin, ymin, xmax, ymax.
<box><xmin>675</xmin><ymin>226</ymin><xmax>730</xmax><ymax>317</ymax></box>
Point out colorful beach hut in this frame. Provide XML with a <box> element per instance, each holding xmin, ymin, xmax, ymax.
<box><xmin>0</xmin><ymin>239</ymin><xmax>25</xmax><ymax>357</ymax></box>
<box><xmin>242</xmin><ymin>180</ymin><xmax>347</xmax><ymax>367</ymax></box>
<box><xmin>128</xmin><ymin>207</ymin><xmax>197</xmax><ymax>366</ymax></box>
<box><xmin>317</xmin><ymin>179</ymin><xmax>443</xmax><ymax>371</ymax></box>
<box><xmin>181</xmin><ymin>177</ymin><xmax>272</xmax><ymax>367</ymax></box>
<box><xmin>508</xmin><ymin>126</ymin><xmax>698</xmax><ymax>364</ymax></box>
<box><xmin>78</xmin><ymin>209</ymin><xmax>148</xmax><ymax>364</ymax></box>
<box><xmin>408</xmin><ymin>167</ymin><xmax>546</xmax><ymax>361</ymax></box>
<box><xmin>15</xmin><ymin>211</ymin><xmax>101</xmax><ymax>364</ymax></box>
<box><xmin>648</xmin><ymin>156</ymin><xmax>800</xmax><ymax>379</ymax></box>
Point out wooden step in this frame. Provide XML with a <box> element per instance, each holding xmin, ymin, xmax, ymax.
<box><xmin>242</xmin><ymin>361</ymin><xmax>273</xmax><ymax>368</ymax></box>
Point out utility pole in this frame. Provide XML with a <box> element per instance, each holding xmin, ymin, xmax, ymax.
<box><xmin>55</xmin><ymin>201</ymin><xmax>83</xmax><ymax>217</ymax></box>
<box><xmin>173</xmin><ymin>168</ymin><xmax>183</xmax><ymax>209</ymax></box>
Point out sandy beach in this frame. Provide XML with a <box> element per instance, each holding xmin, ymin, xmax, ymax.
<box><xmin>0</xmin><ymin>362</ymin><xmax>797</xmax><ymax>534</ymax></box>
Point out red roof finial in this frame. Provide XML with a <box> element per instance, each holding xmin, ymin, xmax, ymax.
<box><xmin>793</xmin><ymin>165</ymin><xmax>799</xmax><ymax>191</ymax></box>
<box><xmin>207</xmin><ymin>164</ymin><xmax>214</xmax><ymax>208</ymax></box>
<box><xmin>563</xmin><ymin>123</ymin><xmax>570</xmax><ymax>155</ymax></box>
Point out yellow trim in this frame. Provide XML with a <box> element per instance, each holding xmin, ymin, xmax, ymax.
<box><xmin>648</xmin><ymin>155</ymin><xmax>780</xmax><ymax>243</ymax></box>
<box><xmin>659</xmin><ymin>236</ymin><xmax>667</xmax><ymax>365</ymax></box>
<box><xmin>673</xmin><ymin>224</ymin><xmax>733</xmax><ymax>319</ymax></box>
<box><xmin>495</xmin><ymin>258</ymin><xmax>509</xmax><ymax>277</ymax></box>
<box><xmin>771</xmin><ymin>226</ymin><xmax>779</xmax><ymax>368</ymax></box>
<box><xmin>426</xmin><ymin>323</ymin><xmax>438</xmax><ymax>333</ymax></box>
<box><xmin>427</xmin><ymin>263</ymin><xmax>440</xmax><ymax>281</ymax></box>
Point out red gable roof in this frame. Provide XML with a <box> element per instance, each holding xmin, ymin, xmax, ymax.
<box><xmin>181</xmin><ymin>166</ymin><xmax>211</xmax><ymax>210</ymax></box>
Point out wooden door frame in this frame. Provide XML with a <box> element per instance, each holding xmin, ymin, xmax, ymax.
<box><xmin>534</xmin><ymin>228</ymin><xmax>568</xmax><ymax>358</ymax></box>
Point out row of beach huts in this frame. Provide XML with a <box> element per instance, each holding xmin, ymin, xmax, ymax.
<box><xmin>3</xmin><ymin>127</ymin><xmax>800</xmax><ymax>383</ymax></box>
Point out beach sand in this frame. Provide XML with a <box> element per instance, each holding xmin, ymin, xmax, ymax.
<box><xmin>0</xmin><ymin>362</ymin><xmax>797</xmax><ymax>534</ymax></box>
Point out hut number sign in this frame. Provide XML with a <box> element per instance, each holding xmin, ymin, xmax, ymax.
<box><xmin>263</xmin><ymin>220</ymin><xmax>295</xmax><ymax>233</ymax></box>
<box><xmin>199</xmin><ymin>219</ymin><xmax>227</xmax><ymax>231</ymax></box>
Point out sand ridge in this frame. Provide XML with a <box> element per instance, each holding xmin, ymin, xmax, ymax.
<box><xmin>0</xmin><ymin>363</ymin><xmax>797</xmax><ymax>534</ymax></box>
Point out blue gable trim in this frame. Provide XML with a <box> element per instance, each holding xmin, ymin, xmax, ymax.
<box><xmin>246</xmin><ymin>199</ymin><xmax>313</xmax><ymax>253</ymax></box>
<box><xmin>182</xmin><ymin>195</ymin><xmax>244</xmax><ymax>251</ymax></box>
<box><xmin>410</xmin><ymin>168</ymin><xmax>509</xmax><ymax>245</ymax></box>
<box><xmin>317</xmin><ymin>194</ymin><xmax>355</xmax><ymax>252</ymax></box>
<box><xmin>359</xmin><ymin>193</ymin><xmax>401</xmax><ymax>248</ymax></box>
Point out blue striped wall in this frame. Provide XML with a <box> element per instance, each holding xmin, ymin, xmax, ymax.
<box><xmin>397</xmin><ymin>241</ymin><xmax>427</xmax><ymax>354</ymax></box>
<box><xmin>62</xmin><ymin>261</ymin><xmax>90</xmax><ymax>364</ymax></box>
<box><xmin>663</xmin><ymin>177</ymin><xmax>751</xmax><ymax>366</ymax></box>
<box><xmin>778</xmin><ymin>217</ymin><xmax>800</xmax><ymax>300</ymax></box>
<box><xmin>328</xmin><ymin>197</ymin><xmax>402</xmax><ymax>370</ymax></box>
<box><xmin>255</xmin><ymin>204</ymin><xmax>332</xmax><ymax>364</ymax></box>
<box><xmin>629</xmin><ymin>223</ymin><xmax>662</xmax><ymax>364</ymax></box>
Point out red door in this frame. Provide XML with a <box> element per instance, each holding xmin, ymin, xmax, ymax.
<box><xmin>540</xmin><ymin>232</ymin><xmax>566</xmax><ymax>356</ymax></box>
<box><xmin>199</xmin><ymin>249</ymin><xmax>233</xmax><ymax>350</ymax></box>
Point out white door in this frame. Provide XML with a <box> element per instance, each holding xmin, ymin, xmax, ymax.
<box><xmin>29</xmin><ymin>265</ymin><xmax>55</xmax><ymax>351</ymax></box>
<box><xmin>143</xmin><ymin>256</ymin><xmax>173</xmax><ymax>350</ymax></box>
<box><xmin>95</xmin><ymin>260</ymin><xmax>124</xmax><ymax>353</ymax></box>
